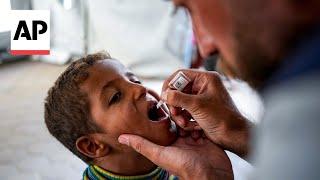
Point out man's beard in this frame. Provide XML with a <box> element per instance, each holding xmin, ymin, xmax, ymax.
<box><xmin>220</xmin><ymin>0</ymin><xmax>318</xmax><ymax>90</ymax></box>
<box><xmin>232</xmin><ymin>34</ymin><xmax>279</xmax><ymax>89</ymax></box>
<box><xmin>234</xmin><ymin>26</ymin><xmax>312</xmax><ymax>90</ymax></box>
<box><xmin>228</xmin><ymin>19</ymin><xmax>309</xmax><ymax>90</ymax></box>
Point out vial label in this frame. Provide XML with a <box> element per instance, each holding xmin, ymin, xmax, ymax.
<box><xmin>173</xmin><ymin>76</ymin><xmax>188</xmax><ymax>91</ymax></box>
<box><xmin>169</xmin><ymin>71</ymin><xmax>191</xmax><ymax>91</ymax></box>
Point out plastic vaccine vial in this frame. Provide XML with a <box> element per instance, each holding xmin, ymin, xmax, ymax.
<box><xmin>157</xmin><ymin>71</ymin><xmax>191</xmax><ymax>109</ymax></box>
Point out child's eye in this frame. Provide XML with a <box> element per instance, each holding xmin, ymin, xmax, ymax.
<box><xmin>133</xmin><ymin>80</ymin><xmax>141</xmax><ymax>84</ymax></box>
<box><xmin>130</xmin><ymin>78</ymin><xmax>141</xmax><ymax>84</ymax></box>
<box><xmin>109</xmin><ymin>92</ymin><xmax>121</xmax><ymax>105</ymax></box>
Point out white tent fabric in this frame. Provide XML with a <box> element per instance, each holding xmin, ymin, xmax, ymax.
<box><xmin>0</xmin><ymin>0</ymin><xmax>11</xmax><ymax>32</ymax></box>
<box><xmin>32</xmin><ymin>0</ymin><xmax>184</xmax><ymax>75</ymax></box>
<box><xmin>87</xmin><ymin>0</ymin><xmax>184</xmax><ymax>77</ymax></box>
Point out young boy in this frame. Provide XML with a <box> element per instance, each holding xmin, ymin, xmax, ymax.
<box><xmin>44</xmin><ymin>52</ymin><xmax>178</xmax><ymax>180</ymax></box>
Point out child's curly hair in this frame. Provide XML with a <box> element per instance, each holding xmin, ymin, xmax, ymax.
<box><xmin>44</xmin><ymin>52</ymin><xmax>111</xmax><ymax>163</ymax></box>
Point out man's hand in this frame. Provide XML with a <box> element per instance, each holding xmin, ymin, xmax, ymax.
<box><xmin>162</xmin><ymin>69</ymin><xmax>252</xmax><ymax>158</ymax></box>
<box><xmin>118</xmin><ymin>135</ymin><xmax>233</xmax><ymax>180</ymax></box>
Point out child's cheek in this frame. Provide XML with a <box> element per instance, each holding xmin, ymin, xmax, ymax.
<box><xmin>123</xmin><ymin>108</ymin><xmax>139</xmax><ymax>123</ymax></box>
<box><xmin>121</xmin><ymin>105</ymin><xmax>144</xmax><ymax>129</ymax></box>
<box><xmin>117</xmin><ymin>103</ymin><xmax>154</xmax><ymax>138</ymax></box>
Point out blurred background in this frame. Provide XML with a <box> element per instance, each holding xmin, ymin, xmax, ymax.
<box><xmin>0</xmin><ymin>0</ymin><xmax>263</xmax><ymax>179</ymax></box>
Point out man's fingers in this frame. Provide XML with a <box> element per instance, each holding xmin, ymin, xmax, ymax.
<box><xmin>118</xmin><ymin>134</ymin><xmax>163</xmax><ymax>160</ymax></box>
<box><xmin>170</xmin><ymin>109</ymin><xmax>200</xmax><ymax>130</ymax></box>
<box><xmin>161</xmin><ymin>69</ymin><xmax>206</xmax><ymax>94</ymax></box>
<box><xmin>168</xmin><ymin>106</ymin><xmax>180</xmax><ymax>116</ymax></box>
<box><xmin>118</xmin><ymin>134</ymin><xmax>177</xmax><ymax>170</ymax></box>
<box><xmin>171</xmin><ymin>114</ymin><xmax>201</xmax><ymax>131</ymax></box>
<box><xmin>164</xmin><ymin>90</ymin><xmax>198</xmax><ymax>112</ymax></box>
<box><xmin>172</xmin><ymin>115</ymin><xmax>187</xmax><ymax>127</ymax></box>
<box><xmin>182</xmin><ymin>121</ymin><xmax>200</xmax><ymax>131</ymax></box>
<box><xmin>161</xmin><ymin>69</ymin><xmax>195</xmax><ymax>92</ymax></box>
<box><xmin>191</xmin><ymin>130</ymin><xmax>201</xmax><ymax>140</ymax></box>
<box><xmin>170</xmin><ymin>109</ymin><xmax>191</xmax><ymax>127</ymax></box>
<box><xmin>178</xmin><ymin>128</ymin><xmax>188</xmax><ymax>137</ymax></box>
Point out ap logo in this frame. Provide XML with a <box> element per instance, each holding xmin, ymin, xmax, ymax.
<box><xmin>10</xmin><ymin>10</ymin><xmax>50</xmax><ymax>55</ymax></box>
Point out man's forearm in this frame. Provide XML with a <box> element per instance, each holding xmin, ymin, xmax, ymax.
<box><xmin>181</xmin><ymin>167</ymin><xmax>234</xmax><ymax>180</ymax></box>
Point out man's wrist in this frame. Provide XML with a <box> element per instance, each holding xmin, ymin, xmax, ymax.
<box><xmin>185</xmin><ymin>166</ymin><xmax>233</xmax><ymax>180</ymax></box>
<box><xmin>223</xmin><ymin>115</ymin><xmax>252</xmax><ymax>158</ymax></box>
<box><xmin>179</xmin><ymin>162</ymin><xmax>210</xmax><ymax>180</ymax></box>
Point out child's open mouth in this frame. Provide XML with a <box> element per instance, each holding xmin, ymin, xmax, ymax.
<box><xmin>147</xmin><ymin>102</ymin><xmax>168</xmax><ymax>121</ymax></box>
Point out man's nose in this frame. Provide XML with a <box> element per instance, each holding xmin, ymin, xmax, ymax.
<box><xmin>191</xmin><ymin>20</ymin><xmax>218</xmax><ymax>58</ymax></box>
<box><xmin>129</xmin><ymin>83</ymin><xmax>147</xmax><ymax>100</ymax></box>
<box><xmin>197</xmin><ymin>35</ymin><xmax>218</xmax><ymax>58</ymax></box>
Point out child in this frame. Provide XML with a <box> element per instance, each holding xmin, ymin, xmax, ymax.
<box><xmin>44</xmin><ymin>52</ymin><xmax>178</xmax><ymax>180</ymax></box>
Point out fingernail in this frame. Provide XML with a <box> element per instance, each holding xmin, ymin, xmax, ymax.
<box><xmin>161</xmin><ymin>91</ymin><xmax>168</xmax><ymax>101</ymax></box>
<box><xmin>172</xmin><ymin>109</ymin><xmax>177</xmax><ymax>115</ymax></box>
<box><xmin>178</xmin><ymin>119</ymin><xmax>185</xmax><ymax>127</ymax></box>
<box><xmin>118</xmin><ymin>136</ymin><xmax>129</xmax><ymax>146</ymax></box>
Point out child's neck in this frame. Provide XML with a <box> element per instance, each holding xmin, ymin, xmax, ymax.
<box><xmin>93</xmin><ymin>150</ymin><xmax>157</xmax><ymax>176</ymax></box>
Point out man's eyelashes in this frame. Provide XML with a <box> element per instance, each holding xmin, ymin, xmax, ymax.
<box><xmin>109</xmin><ymin>91</ymin><xmax>122</xmax><ymax>105</ymax></box>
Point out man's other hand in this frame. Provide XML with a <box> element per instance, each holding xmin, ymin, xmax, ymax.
<box><xmin>118</xmin><ymin>134</ymin><xmax>233</xmax><ymax>180</ymax></box>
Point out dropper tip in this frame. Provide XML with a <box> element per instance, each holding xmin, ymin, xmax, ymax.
<box><xmin>156</xmin><ymin>100</ymin><xmax>164</xmax><ymax>109</ymax></box>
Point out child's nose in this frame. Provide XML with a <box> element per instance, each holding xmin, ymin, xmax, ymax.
<box><xmin>130</xmin><ymin>83</ymin><xmax>147</xmax><ymax>100</ymax></box>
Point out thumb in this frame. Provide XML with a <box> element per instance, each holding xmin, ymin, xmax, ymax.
<box><xmin>118</xmin><ymin>134</ymin><xmax>169</xmax><ymax>168</ymax></box>
<box><xmin>163</xmin><ymin>90</ymin><xmax>198</xmax><ymax>113</ymax></box>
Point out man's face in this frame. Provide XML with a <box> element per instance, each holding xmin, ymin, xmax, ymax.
<box><xmin>174</xmin><ymin>0</ymin><xmax>297</xmax><ymax>87</ymax></box>
<box><xmin>81</xmin><ymin>59</ymin><xmax>176</xmax><ymax>151</ymax></box>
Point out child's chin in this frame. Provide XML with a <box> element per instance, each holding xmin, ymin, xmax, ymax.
<box><xmin>167</xmin><ymin>132</ymin><xmax>178</xmax><ymax>145</ymax></box>
<box><xmin>154</xmin><ymin>130</ymin><xmax>177</xmax><ymax>146</ymax></box>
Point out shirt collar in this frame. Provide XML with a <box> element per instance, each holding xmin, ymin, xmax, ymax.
<box><xmin>83</xmin><ymin>165</ymin><xmax>172</xmax><ymax>180</ymax></box>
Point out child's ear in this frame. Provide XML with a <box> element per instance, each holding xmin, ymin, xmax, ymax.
<box><xmin>76</xmin><ymin>135</ymin><xmax>110</xmax><ymax>159</ymax></box>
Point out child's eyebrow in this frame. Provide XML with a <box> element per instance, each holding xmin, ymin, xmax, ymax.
<box><xmin>99</xmin><ymin>72</ymin><xmax>137</xmax><ymax>99</ymax></box>
<box><xmin>99</xmin><ymin>79</ymin><xmax>118</xmax><ymax>99</ymax></box>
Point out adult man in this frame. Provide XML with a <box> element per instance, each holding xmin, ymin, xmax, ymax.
<box><xmin>118</xmin><ymin>0</ymin><xmax>320</xmax><ymax>179</ymax></box>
